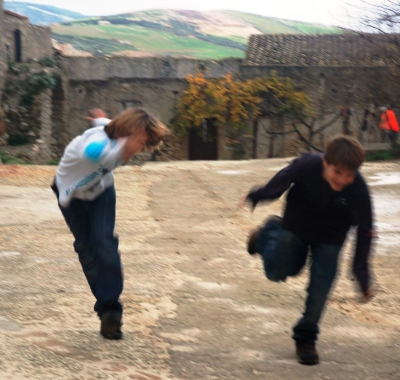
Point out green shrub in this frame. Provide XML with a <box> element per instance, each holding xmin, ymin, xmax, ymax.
<box><xmin>19</xmin><ymin>72</ymin><xmax>57</xmax><ymax>107</ymax></box>
<box><xmin>7</xmin><ymin>61</ymin><xmax>15</xmax><ymax>70</ymax></box>
<box><xmin>4</xmin><ymin>79</ymin><xmax>17</xmax><ymax>95</ymax></box>
<box><xmin>39</xmin><ymin>56</ymin><xmax>57</xmax><ymax>68</ymax></box>
<box><xmin>366</xmin><ymin>150</ymin><xmax>394</xmax><ymax>161</ymax></box>
<box><xmin>0</xmin><ymin>151</ymin><xmax>29</xmax><ymax>164</ymax></box>
<box><xmin>46</xmin><ymin>159</ymin><xmax>59</xmax><ymax>165</ymax></box>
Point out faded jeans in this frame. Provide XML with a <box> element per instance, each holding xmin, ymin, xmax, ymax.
<box><xmin>256</xmin><ymin>217</ymin><xmax>341</xmax><ymax>343</ymax></box>
<box><xmin>53</xmin><ymin>183</ymin><xmax>123</xmax><ymax>317</ymax></box>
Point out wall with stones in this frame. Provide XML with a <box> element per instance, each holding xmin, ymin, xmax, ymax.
<box><xmin>3</xmin><ymin>12</ymin><xmax>53</xmax><ymax>62</ymax></box>
<box><xmin>53</xmin><ymin>57</ymin><xmax>242</xmax><ymax>161</ymax></box>
<box><xmin>1</xmin><ymin>62</ymin><xmax>60</xmax><ymax>162</ymax></box>
<box><xmin>0</xmin><ymin>5</ymin><xmax>8</xmax><ymax>143</ymax></box>
<box><xmin>55</xmin><ymin>76</ymin><xmax>189</xmax><ymax>161</ymax></box>
<box><xmin>4</xmin><ymin>52</ymin><xmax>396</xmax><ymax>162</ymax></box>
<box><xmin>54</xmin><ymin>58</ymin><xmax>399</xmax><ymax>161</ymax></box>
<box><xmin>59</xmin><ymin>56</ymin><xmax>242</xmax><ymax>81</ymax></box>
<box><xmin>241</xmin><ymin>65</ymin><xmax>396</xmax><ymax>157</ymax></box>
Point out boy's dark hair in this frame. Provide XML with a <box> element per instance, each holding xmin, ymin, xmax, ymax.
<box><xmin>324</xmin><ymin>135</ymin><xmax>365</xmax><ymax>172</ymax></box>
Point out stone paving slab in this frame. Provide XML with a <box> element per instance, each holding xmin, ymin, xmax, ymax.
<box><xmin>0</xmin><ymin>160</ymin><xmax>399</xmax><ymax>379</ymax></box>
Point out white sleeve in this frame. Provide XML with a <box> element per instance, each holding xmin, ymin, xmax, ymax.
<box><xmin>80</xmin><ymin>124</ymin><xmax>128</xmax><ymax>170</ymax></box>
<box><xmin>92</xmin><ymin>118</ymin><xmax>111</xmax><ymax>127</ymax></box>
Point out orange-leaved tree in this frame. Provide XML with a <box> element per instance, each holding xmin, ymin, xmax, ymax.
<box><xmin>171</xmin><ymin>71</ymin><xmax>309</xmax><ymax>136</ymax></box>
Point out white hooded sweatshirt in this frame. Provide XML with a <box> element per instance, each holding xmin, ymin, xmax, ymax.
<box><xmin>55</xmin><ymin>118</ymin><xmax>127</xmax><ymax>207</ymax></box>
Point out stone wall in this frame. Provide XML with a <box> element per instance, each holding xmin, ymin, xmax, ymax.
<box><xmin>3</xmin><ymin>51</ymin><xmax>399</xmax><ymax>162</ymax></box>
<box><xmin>59</xmin><ymin>56</ymin><xmax>242</xmax><ymax>81</ymax></box>
<box><xmin>0</xmin><ymin>4</ymin><xmax>6</xmax><ymax>142</ymax></box>
<box><xmin>53</xmin><ymin>57</ymin><xmax>242</xmax><ymax>160</ymax></box>
<box><xmin>3</xmin><ymin>11</ymin><xmax>53</xmax><ymax>62</ymax></box>
<box><xmin>52</xmin><ymin>58</ymin><xmax>400</xmax><ymax>161</ymax></box>
<box><xmin>241</xmin><ymin>65</ymin><xmax>397</xmax><ymax>157</ymax></box>
<box><xmin>1</xmin><ymin>62</ymin><xmax>60</xmax><ymax>162</ymax></box>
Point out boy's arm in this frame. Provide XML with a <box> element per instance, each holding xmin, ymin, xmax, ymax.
<box><xmin>246</xmin><ymin>157</ymin><xmax>302</xmax><ymax>209</ymax></box>
<box><xmin>352</xmin><ymin>187</ymin><xmax>375</xmax><ymax>298</ymax></box>
<box><xmin>82</xmin><ymin>117</ymin><xmax>128</xmax><ymax>169</ymax></box>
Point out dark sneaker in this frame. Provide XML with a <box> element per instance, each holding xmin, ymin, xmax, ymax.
<box><xmin>296</xmin><ymin>341</ymin><xmax>319</xmax><ymax>365</ymax></box>
<box><xmin>100</xmin><ymin>310</ymin><xmax>123</xmax><ymax>340</ymax></box>
<box><xmin>247</xmin><ymin>227</ymin><xmax>261</xmax><ymax>255</ymax></box>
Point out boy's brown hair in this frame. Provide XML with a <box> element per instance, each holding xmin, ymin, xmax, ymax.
<box><xmin>104</xmin><ymin>108</ymin><xmax>169</xmax><ymax>151</ymax></box>
<box><xmin>324</xmin><ymin>135</ymin><xmax>365</xmax><ymax>172</ymax></box>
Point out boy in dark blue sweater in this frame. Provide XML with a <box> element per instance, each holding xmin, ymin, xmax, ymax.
<box><xmin>241</xmin><ymin>135</ymin><xmax>375</xmax><ymax>365</ymax></box>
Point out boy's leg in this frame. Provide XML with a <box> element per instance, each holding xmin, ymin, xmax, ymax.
<box><xmin>292</xmin><ymin>243</ymin><xmax>341</xmax><ymax>344</ymax></box>
<box><xmin>256</xmin><ymin>217</ymin><xmax>309</xmax><ymax>282</ymax></box>
<box><xmin>58</xmin><ymin>198</ymin><xmax>98</xmax><ymax>297</ymax></box>
<box><xmin>87</xmin><ymin>186</ymin><xmax>123</xmax><ymax>318</ymax></box>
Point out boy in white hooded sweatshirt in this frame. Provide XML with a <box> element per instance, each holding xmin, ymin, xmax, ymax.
<box><xmin>52</xmin><ymin>108</ymin><xmax>168</xmax><ymax>339</ymax></box>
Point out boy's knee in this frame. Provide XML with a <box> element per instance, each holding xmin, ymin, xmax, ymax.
<box><xmin>265</xmin><ymin>264</ymin><xmax>287</xmax><ymax>282</ymax></box>
<box><xmin>266</xmin><ymin>272</ymin><xmax>286</xmax><ymax>282</ymax></box>
<box><xmin>74</xmin><ymin>241</ymin><xmax>90</xmax><ymax>255</ymax></box>
<box><xmin>260</xmin><ymin>216</ymin><xmax>283</xmax><ymax>239</ymax></box>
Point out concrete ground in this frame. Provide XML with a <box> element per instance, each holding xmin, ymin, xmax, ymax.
<box><xmin>0</xmin><ymin>159</ymin><xmax>399</xmax><ymax>380</ymax></box>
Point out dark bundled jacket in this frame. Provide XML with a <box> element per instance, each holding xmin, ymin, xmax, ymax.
<box><xmin>247</xmin><ymin>153</ymin><xmax>374</xmax><ymax>292</ymax></box>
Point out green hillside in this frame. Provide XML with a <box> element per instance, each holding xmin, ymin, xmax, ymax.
<box><xmin>53</xmin><ymin>24</ymin><xmax>244</xmax><ymax>58</ymax></box>
<box><xmin>223</xmin><ymin>10</ymin><xmax>342</xmax><ymax>35</ymax></box>
<box><xmin>52</xmin><ymin>9</ymin><xmax>344</xmax><ymax>59</ymax></box>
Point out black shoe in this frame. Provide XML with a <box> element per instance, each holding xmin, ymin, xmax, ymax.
<box><xmin>296</xmin><ymin>341</ymin><xmax>319</xmax><ymax>365</ymax></box>
<box><xmin>247</xmin><ymin>227</ymin><xmax>261</xmax><ymax>255</ymax></box>
<box><xmin>100</xmin><ymin>310</ymin><xmax>123</xmax><ymax>340</ymax></box>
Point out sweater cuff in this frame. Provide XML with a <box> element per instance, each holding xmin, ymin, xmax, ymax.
<box><xmin>92</xmin><ymin>118</ymin><xmax>111</xmax><ymax>128</ymax></box>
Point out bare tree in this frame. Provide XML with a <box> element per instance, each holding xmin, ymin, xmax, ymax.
<box><xmin>256</xmin><ymin>76</ymin><xmax>365</xmax><ymax>156</ymax></box>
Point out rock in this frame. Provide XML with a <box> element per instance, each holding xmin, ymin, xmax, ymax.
<box><xmin>9</xmin><ymin>66</ymin><xmax>21</xmax><ymax>74</ymax></box>
<box><xmin>31</xmin><ymin>144</ymin><xmax>40</xmax><ymax>153</ymax></box>
<box><xmin>18</xmin><ymin>107</ymin><xmax>28</xmax><ymax>114</ymax></box>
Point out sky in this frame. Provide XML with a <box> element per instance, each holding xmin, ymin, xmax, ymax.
<box><xmin>9</xmin><ymin>0</ymin><xmax>387</xmax><ymax>27</ymax></box>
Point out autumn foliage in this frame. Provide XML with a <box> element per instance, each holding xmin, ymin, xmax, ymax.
<box><xmin>171</xmin><ymin>71</ymin><xmax>309</xmax><ymax>135</ymax></box>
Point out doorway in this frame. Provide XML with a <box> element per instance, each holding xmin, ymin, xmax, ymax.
<box><xmin>189</xmin><ymin>119</ymin><xmax>218</xmax><ymax>160</ymax></box>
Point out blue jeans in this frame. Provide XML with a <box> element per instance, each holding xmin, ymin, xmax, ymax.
<box><xmin>256</xmin><ymin>217</ymin><xmax>341</xmax><ymax>343</ymax></box>
<box><xmin>54</xmin><ymin>184</ymin><xmax>123</xmax><ymax>317</ymax></box>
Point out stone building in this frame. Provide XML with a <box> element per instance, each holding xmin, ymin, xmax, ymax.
<box><xmin>1</xmin><ymin>0</ymin><xmax>399</xmax><ymax>162</ymax></box>
<box><xmin>53</xmin><ymin>34</ymin><xmax>399</xmax><ymax>161</ymax></box>
<box><xmin>3</xmin><ymin>9</ymin><xmax>53</xmax><ymax>63</ymax></box>
<box><xmin>52</xmin><ymin>56</ymin><xmax>243</xmax><ymax>162</ymax></box>
<box><xmin>0</xmin><ymin>0</ymin><xmax>7</xmax><ymax>140</ymax></box>
<box><xmin>240</xmin><ymin>34</ymin><xmax>400</xmax><ymax>158</ymax></box>
<box><xmin>0</xmin><ymin>2</ymin><xmax>53</xmax><ymax>153</ymax></box>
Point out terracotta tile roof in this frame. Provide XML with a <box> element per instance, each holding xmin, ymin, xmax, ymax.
<box><xmin>244</xmin><ymin>33</ymin><xmax>400</xmax><ymax>66</ymax></box>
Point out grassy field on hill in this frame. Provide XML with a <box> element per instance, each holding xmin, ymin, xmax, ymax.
<box><xmin>52</xmin><ymin>9</ymin><xmax>343</xmax><ymax>59</ymax></box>
<box><xmin>53</xmin><ymin>24</ymin><xmax>245</xmax><ymax>58</ymax></box>
<box><xmin>223</xmin><ymin>11</ymin><xmax>342</xmax><ymax>35</ymax></box>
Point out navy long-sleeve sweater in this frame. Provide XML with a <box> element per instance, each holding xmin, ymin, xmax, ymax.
<box><xmin>247</xmin><ymin>154</ymin><xmax>374</xmax><ymax>292</ymax></box>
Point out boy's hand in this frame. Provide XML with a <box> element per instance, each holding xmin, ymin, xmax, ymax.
<box><xmin>239</xmin><ymin>192</ymin><xmax>256</xmax><ymax>212</ymax></box>
<box><xmin>361</xmin><ymin>287</ymin><xmax>374</xmax><ymax>303</ymax></box>
<box><xmin>85</xmin><ymin>108</ymin><xmax>107</xmax><ymax>121</ymax></box>
<box><xmin>239</xmin><ymin>192</ymin><xmax>249</xmax><ymax>208</ymax></box>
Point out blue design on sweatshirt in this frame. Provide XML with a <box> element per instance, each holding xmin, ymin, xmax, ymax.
<box><xmin>65</xmin><ymin>166</ymin><xmax>110</xmax><ymax>196</ymax></box>
<box><xmin>83</xmin><ymin>140</ymin><xmax>107</xmax><ymax>163</ymax></box>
